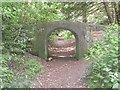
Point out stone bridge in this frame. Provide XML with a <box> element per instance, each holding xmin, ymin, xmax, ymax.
<box><xmin>25</xmin><ymin>21</ymin><xmax>105</xmax><ymax>60</ymax></box>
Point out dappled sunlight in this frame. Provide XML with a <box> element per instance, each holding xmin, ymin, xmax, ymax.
<box><xmin>48</xmin><ymin>46</ymin><xmax>75</xmax><ymax>52</ymax></box>
<box><xmin>51</xmin><ymin>55</ymin><xmax>74</xmax><ymax>57</ymax></box>
<box><xmin>2</xmin><ymin>1</ymin><xmax>118</xmax><ymax>88</ymax></box>
<box><xmin>48</xmin><ymin>39</ymin><xmax>76</xmax><ymax>58</ymax></box>
<box><xmin>48</xmin><ymin>29</ymin><xmax>76</xmax><ymax>58</ymax></box>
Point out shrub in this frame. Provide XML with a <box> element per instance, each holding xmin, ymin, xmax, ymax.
<box><xmin>84</xmin><ymin>24</ymin><xmax>119</xmax><ymax>88</ymax></box>
<box><xmin>1</xmin><ymin>53</ymin><xmax>43</xmax><ymax>88</ymax></box>
<box><xmin>49</xmin><ymin>30</ymin><xmax>75</xmax><ymax>41</ymax></box>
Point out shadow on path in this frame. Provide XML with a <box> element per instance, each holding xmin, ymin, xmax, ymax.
<box><xmin>29</xmin><ymin>55</ymin><xmax>92</xmax><ymax>88</ymax></box>
<box><xmin>28</xmin><ymin>39</ymin><xmax>92</xmax><ymax>88</ymax></box>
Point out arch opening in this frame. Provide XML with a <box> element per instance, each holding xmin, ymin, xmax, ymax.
<box><xmin>34</xmin><ymin>21</ymin><xmax>93</xmax><ymax>60</ymax></box>
<box><xmin>47</xmin><ymin>29</ymin><xmax>78</xmax><ymax>59</ymax></box>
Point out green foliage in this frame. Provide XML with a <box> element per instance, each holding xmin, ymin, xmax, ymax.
<box><xmin>61</xmin><ymin>2</ymin><xmax>105</xmax><ymax>23</ymax></box>
<box><xmin>8</xmin><ymin>78</ymin><xmax>32</xmax><ymax>88</ymax></box>
<box><xmin>49</xmin><ymin>35</ymin><xmax>58</xmax><ymax>41</ymax></box>
<box><xmin>2</xmin><ymin>2</ymin><xmax>119</xmax><ymax>89</ymax></box>
<box><xmin>1</xmin><ymin>54</ymin><xmax>43</xmax><ymax>88</ymax></box>
<box><xmin>23</xmin><ymin>59</ymin><xmax>44</xmax><ymax>78</ymax></box>
<box><xmin>59</xmin><ymin>30</ymin><xmax>75</xmax><ymax>40</ymax></box>
<box><xmin>84</xmin><ymin>24</ymin><xmax>119</xmax><ymax>88</ymax></box>
<box><xmin>0</xmin><ymin>54</ymin><xmax>14</xmax><ymax>88</ymax></box>
<box><xmin>2</xmin><ymin>3</ymin><xmax>63</xmax><ymax>88</ymax></box>
<box><xmin>49</xmin><ymin>29</ymin><xmax>75</xmax><ymax>41</ymax></box>
<box><xmin>2</xmin><ymin>2</ymin><xmax>64</xmax><ymax>54</ymax></box>
<box><xmin>1</xmin><ymin>3</ymin><xmax>63</xmax><ymax>88</ymax></box>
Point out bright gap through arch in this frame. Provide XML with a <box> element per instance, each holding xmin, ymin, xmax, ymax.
<box><xmin>48</xmin><ymin>29</ymin><xmax>76</xmax><ymax>58</ymax></box>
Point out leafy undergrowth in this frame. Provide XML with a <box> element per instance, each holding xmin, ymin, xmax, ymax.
<box><xmin>49</xmin><ymin>29</ymin><xmax>75</xmax><ymax>41</ymax></box>
<box><xmin>1</xmin><ymin>54</ymin><xmax>43</xmax><ymax>88</ymax></box>
<box><xmin>84</xmin><ymin>24</ymin><xmax>119</xmax><ymax>88</ymax></box>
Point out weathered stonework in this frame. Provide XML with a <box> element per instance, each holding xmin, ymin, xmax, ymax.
<box><xmin>29</xmin><ymin>21</ymin><xmax>105</xmax><ymax>60</ymax></box>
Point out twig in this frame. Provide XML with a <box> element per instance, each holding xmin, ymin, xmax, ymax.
<box><xmin>13</xmin><ymin>28</ymin><xmax>22</xmax><ymax>42</ymax></box>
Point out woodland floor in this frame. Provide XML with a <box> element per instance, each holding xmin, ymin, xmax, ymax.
<box><xmin>27</xmin><ymin>39</ymin><xmax>92</xmax><ymax>88</ymax></box>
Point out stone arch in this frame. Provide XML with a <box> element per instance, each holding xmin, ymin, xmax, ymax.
<box><xmin>33</xmin><ymin>21</ymin><xmax>89</xmax><ymax>60</ymax></box>
<box><xmin>47</xmin><ymin>28</ymin><xmax>78</xmax><ymax>58</ymax></box>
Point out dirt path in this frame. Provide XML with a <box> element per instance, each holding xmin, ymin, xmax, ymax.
<box><xmin>29</xmin><ymin>39</ymin><xmax>92</xmax><ymax>88</ymax></box>
<box><xmin>48</xmin><ymin>39</ymin><xmax>76</xmax><ymax>57</ymax></box>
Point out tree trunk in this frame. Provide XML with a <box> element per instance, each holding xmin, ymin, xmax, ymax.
<box><xmin>114</xmin><ymin>2</ymin><xmax>120</xmax><ymax>25</ymax></box>
<box><xmin>82</xmin><ymin>3</ymin><xmax>87</xmax><ymax>23</ymax></box>
<box><xmin>103</xmin><ymin>2</ymin><xmax>114</xmax><ymax>24</ymax></box>
<box><xmin>82</xmin><ymin>15</ymin><xmax>87</xmax><ymax>23</ymax></box>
